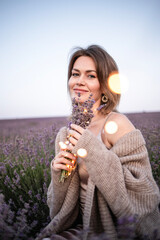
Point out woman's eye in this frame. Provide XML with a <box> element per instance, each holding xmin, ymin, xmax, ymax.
<box><xmin>72</xmin><ymin>73</ymin><xmax>79</xmax><ymax>77</ymax></box>
<box><xmin>88</xmin><ymin>75</ymin><xmax>96</xmax><ymax>78</ymax></box>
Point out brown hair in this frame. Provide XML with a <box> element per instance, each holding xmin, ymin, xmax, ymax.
<box><xmin>67</xmin><ymin>45</ymin><xmax>121</xmax><ymax>114</ymax></box>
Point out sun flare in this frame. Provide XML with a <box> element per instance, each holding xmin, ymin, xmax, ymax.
<box><xmin>59</xmin><ymin>141</ymin><xmax>67</xmax><ymax>150</ymax></box>
<box><xmin>77</xmin><ymin>148</ymin><xmax>87</xmax><ymax>158</ymax></box>
<box><xmin>108</xmin><ymin>73</ymin><xmax>129</xmax><ymax>94</ymax></box>
<box><xmin>104</xmin><ymin>121</ymin><xmax>118</xmax><ymax>134</ymax></box>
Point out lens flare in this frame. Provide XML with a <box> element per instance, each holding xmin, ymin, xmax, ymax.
<box><xmin>65</xmin><ymin>140</ymin><xmax>69</xmax><ymax>145</ymax></box>
<box><xmin>105</xmin><ymin>121</ymin><xmax>118</xmax><ymax>134</ymax></box>
<box><xmin>59</xmin><ymin>141</ymin><xmax>67</xmax><ymax>150</ymax></box>
<box><xmin>77</xmin><ymin>148</ymin><xmax>87</xmax><ymax>158</ymax></box>
<box><xmin>108</xmin><ymin>73</ymin><xmax>129</xmax><ymax>94</ymax></box>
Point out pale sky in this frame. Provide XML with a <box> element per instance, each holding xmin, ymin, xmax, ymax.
<box><xmin>0</xmin><ymin>0</ymin><xmax>160</xmax><ymax>119</ymax></box>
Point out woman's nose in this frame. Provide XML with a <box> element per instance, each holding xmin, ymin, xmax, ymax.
<box><xmin>77</xmin><ymin>75</ymin><xmax>85</xmax><ymax>85</ymax></box>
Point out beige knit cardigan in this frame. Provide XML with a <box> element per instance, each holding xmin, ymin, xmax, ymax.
<box><xmin>36</xmin><ymin>127</ymin><xmax>160</xmax><ymax>240</ymax></box>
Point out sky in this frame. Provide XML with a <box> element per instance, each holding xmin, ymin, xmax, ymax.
<box><xmin>0</xmin><ymin>0</ymin><xmax>160</xmax><ymax>119</ymax></box>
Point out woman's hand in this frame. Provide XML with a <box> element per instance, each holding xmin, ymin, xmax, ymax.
<box><xmin>68</xmin><ymin>124</ymin><xmax>85</xmax><ymax>150</ymax></box>
<box><xmin>52</xmin><ymin>124</ymin><xmax>84</xmax><ymax>172</ymax></box>
<box><xmin>52</xmin><ymin>148</ymin><xmax>77</xmax><ymax>172</ymax></box>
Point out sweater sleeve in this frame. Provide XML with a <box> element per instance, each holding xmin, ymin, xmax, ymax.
<box><xmin>47</xmin><ymin>127</ymin><xmax>74</xmax><ymax>219</ymax></box>
<box><xmin>72</xmin><ymin>129</ymin><xmax>160</xmax><ymax>219</ymax></box>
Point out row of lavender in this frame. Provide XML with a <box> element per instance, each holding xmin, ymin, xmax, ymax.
<box><xmin>0</xmin><ymin>113</ymin><xmax>160</xmax><ymax>239</ymax></box>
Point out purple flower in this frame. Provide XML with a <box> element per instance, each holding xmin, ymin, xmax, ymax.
<box><xmin>60</xmin><ymin>93</ymin><xmax>95</xmax><ymax>183</ymax></box>
<box><xmin>69</xmin><ymin>93</ymin><xmax>95</xmax><ymax>129</ymax></box>
<box><xmin>4</xmin><ymin>175</ymin><xmax>10</xmax><ymax>185</ymax></box>
<box><xmin>28</xmin><ymin>190</ymin><xmax>32</xmax><ymax>196</ymax></box>
<box><xmin>36</xmin><ymin>194</ymin><xmax>41</xmax><ymax>201</ymax></box>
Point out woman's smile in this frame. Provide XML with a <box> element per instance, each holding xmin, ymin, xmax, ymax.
<box><xmin>73</xmin><ymin>88</ymin><xmax>89</xmax><ymax>94</ymax></box>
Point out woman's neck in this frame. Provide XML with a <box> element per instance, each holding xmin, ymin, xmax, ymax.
<box><xmin>91</xmin><ymin>112</ymin><xmax>106</xmax><ymax>124</ymax></box>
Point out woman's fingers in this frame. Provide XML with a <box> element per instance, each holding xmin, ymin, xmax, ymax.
<box><xmin>67</xmin><ymin>124</ymin><xmax>84</xmax><ymax>146</ymax></box>
<box><xmin>53</xmin><ymin>161</ymin><xmax>72</xmax><ymax>171</ymax></box>
<box><xmin>52</xmin><ymin>150</ymin><xmax>77</xmax><ymax>172</ymax></box>
<box><xmin>62</xmin><ymin>150</ymin><xmax>77</xmax><ymax>160</ymax></box>
<box><xmin>52</xmin><ymin>124</ymin><xmax>84</xmax><ymax>172</ymax></box>
<box><xmin>68</xmin><ymin>129</ymin><xmax>81</xmax><ymax>141</ymax></box>
<box><xmin>70</xmin><ymin>124</ymin><xmax>84</xmax><ymax>134</ymax></box>
<box><xmin>53</xmin><ymin>158</ymin><xmax>72</xmax><ymax>172</ymax></box>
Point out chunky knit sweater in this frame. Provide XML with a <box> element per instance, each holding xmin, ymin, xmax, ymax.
<box><xmin>36</xmin><ymin>127</ymin><xmax>160</xmax><ymax>240</ymax></box>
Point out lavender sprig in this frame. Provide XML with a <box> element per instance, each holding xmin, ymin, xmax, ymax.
<box><xmin>59</xmin><ymin>93</ymin><xmax>95</xmax><ymax>183</ymax></box>
<box><xmin>69</xmin><ymin>93</ymin><xmax>95</xmax><ymax>129</ymax></box>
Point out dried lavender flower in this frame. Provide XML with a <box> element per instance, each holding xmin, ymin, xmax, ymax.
<box><xmin>69</xmin><ymin>93</ymin><xmax>95</xmax><ymax>129</ymax></box>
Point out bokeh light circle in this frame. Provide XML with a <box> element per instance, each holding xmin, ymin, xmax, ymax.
<box><xmin>77</xmin><ymin>148</ymin><xmax>87</xmax><ymax>158</ymax></box>
<box><xmin>104</xmin><ymin>121</ymin><xmax>118</xmax><ymax>134</ymax></box>
<box><xmin>59</xmin><ymin>141</ymin><xmax>67</xmax><ymax>150</ymax></box>
<box><xmin>108</xmin><ymin>73</ymin><xmax>129</xmax><ymax>94</ymax></box>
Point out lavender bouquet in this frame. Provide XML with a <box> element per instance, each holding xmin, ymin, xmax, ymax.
<box><xmin>59</xmin><ymin>93</ymin><xmax>95</xmax><ymax>183</ymax></box>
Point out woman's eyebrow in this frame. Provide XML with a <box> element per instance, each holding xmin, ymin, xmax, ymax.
<box><xmin>72</xmin><ymin>68</ymin><xmax>80</xmax><ymax>72</ymax></box>
<box><xmin>72</xmin><ymin>68</ymin><xmax>96</xmax><ymax>73</ymax></box>
<box><xmin>86</xmin><ymin>70</ymin><xmax>97</xmax><ymax>73</ymax></box>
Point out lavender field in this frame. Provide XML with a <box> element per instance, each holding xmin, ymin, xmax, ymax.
<box><xmin>0</xmin><ymin>112</ymin><xmax>160</xmax><ymax>240</ymax></box>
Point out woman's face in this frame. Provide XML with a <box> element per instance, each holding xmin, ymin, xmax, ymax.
<box><xmin>68</xmin><ymin>56</ymin><xmax>102</xmax><ymax>108</ymax></box>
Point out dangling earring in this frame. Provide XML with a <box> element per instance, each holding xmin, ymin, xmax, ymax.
<box><xmin>102</xmin><ymin>94</ymin><xmax>108</xmax><ymax>103</ymax></box>
<box><xmin>97</xmin><ymin>94</ymin><xmax>108</xmax><ymax>111</ymax></box>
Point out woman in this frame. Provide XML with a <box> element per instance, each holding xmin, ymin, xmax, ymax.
<box><xmin>37</xmin><ymin>45</ymin><xmax>160</xmax><ymax>240</ymax></box>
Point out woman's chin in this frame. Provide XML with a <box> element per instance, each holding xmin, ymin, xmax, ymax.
<box><xmin>72</xmin><ymin>95</ymin><xmax>87</xmax><ymax>103</ymax></box>
<box><xmin>72</xmin><ymin>92</ymin><xmax>91</xmax><ymax>101</ymax></box>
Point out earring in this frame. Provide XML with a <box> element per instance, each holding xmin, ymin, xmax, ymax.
<box><xmin>102</xmin><ymin>94</ymin><xmax>108</xmax><ymax>103</ymax></box>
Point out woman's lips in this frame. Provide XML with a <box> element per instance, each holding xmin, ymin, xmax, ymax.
<box><xmin>74</xmin><ymin>89</ymin><xmax>88</xmax><ymax>93</ymax></box>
